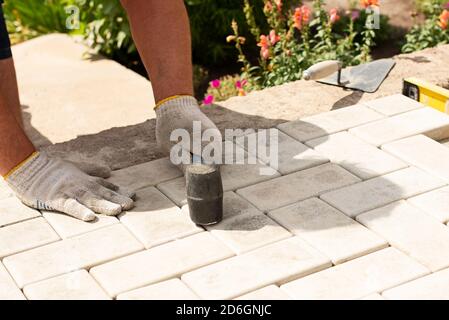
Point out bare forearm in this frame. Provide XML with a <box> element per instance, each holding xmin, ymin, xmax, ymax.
<box><xmin>0</xmin><ymin>58</ymin><xmax>35</xmax><ymax>176</ymax></box>
<box><xmin>121</xmin><ymin>0</ymin><xmax>194</xmax><ymax>102</ymax></box>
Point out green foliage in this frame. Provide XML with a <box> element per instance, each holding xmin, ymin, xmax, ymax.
<box><xmin>3</xmin><ymin>0</ymin><xmax>80</xmax><ymax>44</ymax></box>
<box><xmin>402</xmin><ymin>0</ymin><xmax>449</xmax><ymax>53</ymax></box>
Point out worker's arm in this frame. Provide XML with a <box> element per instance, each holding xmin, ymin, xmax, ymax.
<box><xmin>0</xmin><ymin>4</ymin><xmax>135</xmax><ymax>221</ymax></box>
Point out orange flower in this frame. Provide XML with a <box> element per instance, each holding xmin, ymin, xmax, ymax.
<box><xmin>293</xmin><ymin>5</ymin><xmax>311</xmax><ymax>30</ymax></box>
<box><xmin>439</xmin><ymin>10</ymin><xmax>449</xmax><ymax>30</ymax></box>
<box><xmin>360</xmin><ymin>0</ymin><xmax>379</xmax><ymax>8</ymax></box>
<box><xmin>257</xmin><ymin>35</ymin><xmax>271</xmax><ymax>60</ymax></box>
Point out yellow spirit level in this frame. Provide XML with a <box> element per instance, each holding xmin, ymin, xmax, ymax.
<box><xmin>403</xmin><ymin>78</ymin><xmax>449</xmax><ymax>113</ymax></box>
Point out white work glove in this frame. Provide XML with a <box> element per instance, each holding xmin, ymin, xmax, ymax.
<box><xmin>155</xmin><ymin>96</ymin><xmax>222</xmax><ymax>163</ymax></box>
<box><xmin>5</xmin><ymin>151</ymin><xmax>135</xmax><ymax>221</ymax></box>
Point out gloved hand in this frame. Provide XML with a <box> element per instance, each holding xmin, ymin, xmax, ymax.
<box><xmin>4</xmin><ymin>151</ymin><xmax>135</xmax><ymax>221</ymax></box>
<box><xmin>155</xmin><ymin>95</ymin><xmax>222</xmax><ymax>162</ymax></box>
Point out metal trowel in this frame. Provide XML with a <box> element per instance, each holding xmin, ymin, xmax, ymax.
<box><xmin>303</xmin><ymin>59</ymin><xmax>396</xmax><ymax>93</ymax></box>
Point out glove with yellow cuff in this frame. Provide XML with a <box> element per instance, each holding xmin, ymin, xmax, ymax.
<box><xmin>4</xmin><ymin>151</ymin><xmax>135</xmax><ymax>221</ymax></box>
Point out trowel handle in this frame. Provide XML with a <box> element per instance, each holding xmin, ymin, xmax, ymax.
<box><xmin>303</xmin><ymin>60</ymin><xmax>343</xmax><ymax>81</ymax></box>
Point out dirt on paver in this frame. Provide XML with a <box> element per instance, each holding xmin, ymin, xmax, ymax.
<box><xmin>44</xmin><ymin>44</ymin><xmax>449</xmax><ymax>171</ymax></box>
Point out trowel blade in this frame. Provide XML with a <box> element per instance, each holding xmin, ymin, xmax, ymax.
<box><xmin>317</xmin><ymin>59</ymin><xmax>396</xmax><ymax>93</ymax></box>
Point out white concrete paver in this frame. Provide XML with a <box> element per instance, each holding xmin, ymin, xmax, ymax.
<box><xmin>277</xmin><ymin>104</ymin><xmax>384</xmax><ymax>142</ymax></box>
<box><xmin>382</xmin><ymin>135</ymin><xmax>449</xmax><ymax>182</ymax></box>
<box><xmin>281</xmin><ymin>247</ymin><xmax>429</xmax><ymax>300</ymax></box>
<box><xmin>349</xmin><ymin>107</ymin><xmax>449</xmax><ymax>146</ymax></box>
<box><xmin>3</xmin><ymin>224</ymin><xmax>144</xmax><ymax>288</ymax></box>
<box><xmin>90</xmin><ymin>232</ymin><xmax>234</xmax><ymax>297</ymax></box>
<box><xmin>23</xmin><ymin>270</ymin><xmax>110</xmax><ymax>300</ymax></box>
<box><xmin>382</xmin><ymin>267</ymin><xmax>449</xmax><ymax>300</ymax></box>
<box><xmin>182</xmin><ymin>237</ymin><xmax>331</xmax><ymax>300</ymax></box>
<box><xmin>117</xmin><ymin>279</ymin><xmax>199</xmax><ymax>300</ymax></box>
<box><xmin>307</xmin><ymin>131</ymin><xmax>406</xmax><ymax>180</ymax></box>
<box><xmin>269</xmin><ymin>198</ymin><xmax>387</xmax><ymax>264</ymax></box>
<box><xmin>407</xmin><ymin>186</ymin><xmax>449</xmax><ymax>223</ymax></box>
<box><xmin>0</xmin><ymin>217</ymin><xmax>60</xmax><ymax>258</ymax></box>
<box><xmin>120</xmin><ymin>187</ymin><xmax>202</xmax><ymax>248</ymax></box>
<box><xmin>43</xmin><ymin>211</ymin><xmax>118</xmax><ymax>238</ymax></box>
<box><xmin>357</xmin><ymin>201</ymin><xmax>449</xmax><ymax>272</ymax></box>
<box><xmin>0</xmin><ymin>197</ymin><xmax>40</xmax><ymax>227</ymax></box>
<box><xmin>361</xmin><ymin>293</ymin><xmax>385</xmax><ymax>300</ymax></box>
<box><xmin>237</xmin><ymin>163</ymin><xmax>361</xmax><ymax>212</ymax></box>
<box><xmin>0</xmin><ymin>262</ymin><xmax>25</xmax><ymax>300</ymax></box>
<box><xmin>363</xmin><ymin>94</ymin><xmax>424</xmax><ymax>116</ymax></box>
<box><xmin>320</xmin><ymin>167</ymin><xmax>444</xmax><ymax>218</ymax></box>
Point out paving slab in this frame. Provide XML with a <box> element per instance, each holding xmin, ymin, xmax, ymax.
<box><xmin>3</xmin><ymin>224</ymin><xmax>144</xmax><ymax>288</ymax></box>
<box><xmin>281</xmin><ymin>247</ymin><xmax>429</xmax><ymax>300</ymax></box>
<box><xmin>277</xmin><ymin>104</ymin><xmax>384</xmax><ymax>142</ymax></box>
<box><xmin>235</xmin><ymin>285</ymin><xmax>290</xmax><ymax>300</ymax></box>
<box><xmin>407</xmin><ymin>186</ymin><xmax>449</xmax><ymax>223</ymax></box>
<box><xmin>237</xmin><ymin>163</ymin><xmax>361</xmax><ymax>212</ymax></box>
<box><xmin>182</xmin><ymin>237</ymin><xmax>331</xmax><ymax>300</ymax></box>
<box><xmin>382</xmin><ymin>135</ymin><xmax>449</xmax><ymax>182</ymax></box>
<box><xmin>0</xmin><ymin>197</ymin><xmax>41</xmax><ymax>227</ymax></box>
<box><xmin>235</xmin><ymin>129</ymin><xmax>329</xmax><ymax>175</ymax></box>
<box><xmin>357</xmin><ymin>201</ymin><xmax>449</xmax><ymax>272</ymax></box>
<box><xmin>307</xmin><ymin>132</ymin><xmax>406</xmax><ymax>180</ymax></box>
<box><xmin>320</xmin><ymin>167</ymin><xmax>444</xmax><ymax>218</ymax></box>
<box><xmin>108</xmin><ymin>158</ymin><xmax>183</xmax><ymax>191</ymax></box>
<box><xmin>90</xmin><ymin>232</ymin><xmax>234</xmax><ymax>297</ymax></box>
<box><xmin>382</xmin><ymin>267</ymin><xmax>449</xmax><ymax>300</ymax></box>
<box><xmin>349</xmin><ymin>108</ymin><xmax>449</xmax><ymax>146</ymax></box>
<box><xmin>200</xmin><ymin>194</ymin><xmax>292</xmax><ymax>254</ymax></box>
<box><xmin>0</xmin><ymin>262</ymin><xmax>25</xmax><ymax>300</ymax></box>
<box><xmin>362</xmin><ymin>94</ymin><xmax>424</xmax><ymax>116</ymax></box>
<box><xmin>23</xmin><ymin>270</ymin><xmax>110</xmax><ymax>300</ymax></box>
<box><xmin>269</xmin><ymin>198</ymin><xmax>387</xmax><ymax>264</ymax></box>
<box><xmin>0</xmin><ymin>217</ymin><xmax>60</xmax><ymax>258</ymax></box>
<box><xmin>120</xmin><ymin>187</ymin><xmax>202</xmax><ymax>249</ymax></box>
<box><xmin>117</xmin><ymin>279</ymin><xmax>199</xmax><ymax>300</ymax></box>
<box><xmin>43</xmin><ymin>211</ymin><xmax>118</xmax><ymax>239</ymax></box>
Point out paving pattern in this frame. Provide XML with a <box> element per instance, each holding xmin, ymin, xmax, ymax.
<box><xmin>3</xmin><ymin>95</ymin><xmax>449</xmax><ymax>300</ymax></box>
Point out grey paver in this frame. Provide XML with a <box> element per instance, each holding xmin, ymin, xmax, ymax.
<box><xmin>237</xmin><ymin>163</ymin><xmax>361</xmax><ymax>212</ymax></box>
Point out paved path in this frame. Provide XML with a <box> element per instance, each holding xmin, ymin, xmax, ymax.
<box><xmin>3</xmin><ymin>95</ymin><xmax>449</xmax><ymax>300</ymax></box>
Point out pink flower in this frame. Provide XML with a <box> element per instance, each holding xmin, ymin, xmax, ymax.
<box><xmin>351</xmin><ymin>9</ymin><xmax>360</xmax><ymax>20</ymax></box>
<box><xmin>329</xmin><ymin>8</ymin><xmax>340</xmax><ymax>23</ymax></box>
<box><xmin>275</xmin><ymin>0</ymin><xmax>282</xmax><ymax>12</ymax></box>
<box><xmin>210</xmin><ymin>79</ymin><xmax>221</xmax><ymax>88</ymax></box>
<box><xmin>264</xmin><ymin>1</ymin><xmax>273</xmax><ymax>12</ymax></box>
<box><xmin>236</xmin><ymin>79</ymin><xmax>248</xmax><ymax>89</ymax></box>
<box><xmin>269</xmin><ymin>30</ymin><xmax>280</xmax><ymax>45</ymax></box>
<box><xmin>203</xmin><ymin>95</ymin><xmax>214</xmax><ymax>105</ymax></box>
<box><xmin>261</xmin><ymin>48</ymin><xmax>270</xmax><ymax>60</ymax></box>
<box><xmin>445</xmin><ymin>2</ymin><xmax>449</xmax><ymax>10</ymax></box>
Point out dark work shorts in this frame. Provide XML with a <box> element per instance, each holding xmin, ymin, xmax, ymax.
<box><xmin>0</xmin><ymin>0</ymin><xmax>12</xmax><ymax>60</ymax></box>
